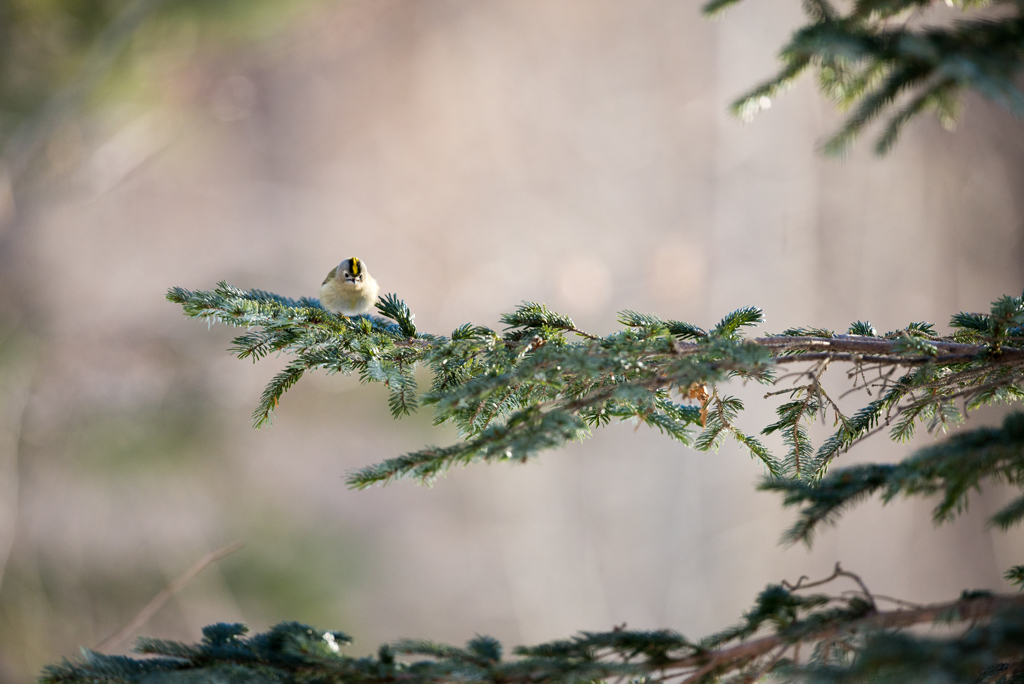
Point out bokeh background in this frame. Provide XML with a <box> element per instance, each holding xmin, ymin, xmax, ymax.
<box><xmin>1</xmin><ymin>0</ymin><xmax>1023</xmax><ymax>681</ymax></box>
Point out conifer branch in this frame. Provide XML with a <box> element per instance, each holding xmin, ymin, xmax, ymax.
<box><xmin>712</xmin><ymin>1</ymin><xmax>1024</xmax><ymax>153</ymax></box>
<box><xmin>167</xmin><ymin>286</ymin><xmax>1024</xmax><ymax>485</ymax></box>
<box><xmin>765</xmin><ymin>411</ymin><xmax>1024</xmax><ymax>544</ymax></box>
<box><xmin>43</xmin><ymin>581</ymin><xmax>1024</xmax><ymax>684</ymax></box>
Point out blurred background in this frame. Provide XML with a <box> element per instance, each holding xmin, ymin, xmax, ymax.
<box><xmin>1</xmin><ymin>0</ymin><xmax>1023</xmax><ymax>681</ymax></box>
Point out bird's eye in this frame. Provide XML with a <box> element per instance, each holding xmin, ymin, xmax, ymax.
<box><xmin>344</xmin><ymin>272</ymin><xmax>351</xmax><ymax>277</ymax></box>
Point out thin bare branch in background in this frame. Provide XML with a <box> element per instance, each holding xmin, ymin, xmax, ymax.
<box><xmin>0</xmin><ymin>355</ymin><xmax>37</xmax><ymax>597</ymax></box>
<box><xmin>94</xmin><ymin>540</ymin><xmax>244</xmax><ymax>653</ymax></box>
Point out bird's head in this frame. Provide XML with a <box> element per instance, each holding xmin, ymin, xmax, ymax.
<box><xmin>341</xmin><ymin>257</ymin><xmax>367</xmax><ymax>284</ymax></box>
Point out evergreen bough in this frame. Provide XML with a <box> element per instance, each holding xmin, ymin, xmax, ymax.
<box><xmin>706</xmin><ymin>0</ymin><xmax>1024</xmax><ymax>154</ymax></box>
<box><xmin>42</xmin><ymin>286</ymin><xmax>1024</xmax><ymax>684</ymax></box>
<box><xmin>34</xmin><ymin>0</ymin><xmax>1024</xmax><ymax>680</ymax></box>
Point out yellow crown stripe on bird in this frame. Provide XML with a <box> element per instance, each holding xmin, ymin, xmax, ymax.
<box><xmin>320</xmin><ymin>256</ymin><xmax>379</xmax><ymax>316</ymax></box>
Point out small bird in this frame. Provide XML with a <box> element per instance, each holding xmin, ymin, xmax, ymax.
<box><xmin>319</xmin><ymin>257</ymin><xmax>380</xmax><ymax>315</ymax></box>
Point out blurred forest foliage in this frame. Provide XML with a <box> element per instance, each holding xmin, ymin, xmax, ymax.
<box><xmin>0</xmin><ymin>2</ymin><xmax>339</xmax><ymax>682</ymax></box>
<box><xmin>3</xmin><ymin>1</ymin><xmax>1024</xmax><ymax>683</ymax></box>
<box><xmin>0</xmin><ymin>0</ymin><xmax>313</xmax><ymax>196</ymax></box>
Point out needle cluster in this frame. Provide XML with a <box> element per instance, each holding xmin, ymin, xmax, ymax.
<box><xmin>706</xmin><ymin>0</ymin><xmax>1024</xmax><ymax>154</ymax></box>
<box><xmin>166</xmin><ymin>284</ymin><xmax>1024</xmax><ymax>486</ymax></box>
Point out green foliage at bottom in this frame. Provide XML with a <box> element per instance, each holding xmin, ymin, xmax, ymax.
<box><xmin>41</xmin><ymin>593</ymin><xmax>1024</xmax><ymax>684</ymax></box>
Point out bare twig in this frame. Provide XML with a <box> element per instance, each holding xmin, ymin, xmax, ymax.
<box><xmin>94</xmin><ymin>540</ymin><xmax>244</xmax><ymax>652</ymax></box>
<box><xmin>848</xmin><ymin>592</ymin><xmax>923</xmax><ymax>610</ymax></box>
<box><xmin>781</xmin><ymin>563</ymin><xmax>875</xmax><ymax>609</ymax></box>
<box><xmin>754</xmin><ymin>336</ymin><xmax>993</xmax><ymax>355</ymax></box>
<box><xmin>657</xmin><ymin>593</ymin><xmax>1024</xmax><ymax>679</ymax></box>
<box><xmin>742</xmin><ymin>644</ymin><xmax>790</xmax><ymax>684</ymax></box>
<box><xmin>782</xmin><ymin>562</ymin><xmax>842</xmax><ymax>591</ymax></box>
<box><xmin>0</xmin><ymin>353</ymin><xmax>37</xmax><ymax>598</ymax></box>
<box><xmin>568</xmin><ymin>326</ymin><xmax>600</xmax><ymax>341</ymax></box>
<box><xmin>836</xmin><ymin>565</ymin><xmax>876</xmax><ymax>609</ymax></box>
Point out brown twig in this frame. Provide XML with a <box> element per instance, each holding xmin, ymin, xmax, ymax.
<box><xmin>658</xmin><ymin>593</ymin><xmax>1024</xmax><ymax>678</ymax></box>
<box><xmin>742</xmin><ymin>644</ymin><xmax>790</xmax><ymax>684</ymax></box>
<box><xmin>850</xmin><ymin>592</ymin><xmax>923</xmax><ymax>610</ymax></box>
<box><xmin>782</xmin><ymin>563</ymin><xmax>877</xmax><ymax>609</ymax></box>
<box><xmin>754</xmin><ymin>336</ymin><xmax>998</xmax><ymax>355</ymax></box>
<box><xmin>773</xmin><ymin>351</ymin><xmax>987</xmax><ymax>366</ymax></box>
<box><xmin>568</xmin><ymin>326</ymin><xmax>600</xmax><ymax>341</ymax></box>
<box><xmin>94</xmin><ymin>540</ymin><xmax>244</xmax><ymax>652</ymax></box>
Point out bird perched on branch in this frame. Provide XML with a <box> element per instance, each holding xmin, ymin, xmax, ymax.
<box><xmin>320</xmin><ymin>257</ymin><xmax>379</xmax><ymax>316</ymax></box>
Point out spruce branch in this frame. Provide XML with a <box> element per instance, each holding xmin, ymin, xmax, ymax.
<box><xmin>169</xmin><ymin>286</ymin><xmax>1024</xmax><ymax>485</ymax></box>
<box><xmin>43</xmin><ymin>580</ymin><xmax>1024</xmax><ymax>684</ymax></box>
<box><xmin>712</xmin><ymin>1</ymin><xmax>1024</xmax><ymax>154</ymax></box>
<box><xmin>765</xmin><ymin>411</ymin><xmax>1024</xmax><ymax>545</ymax></box>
